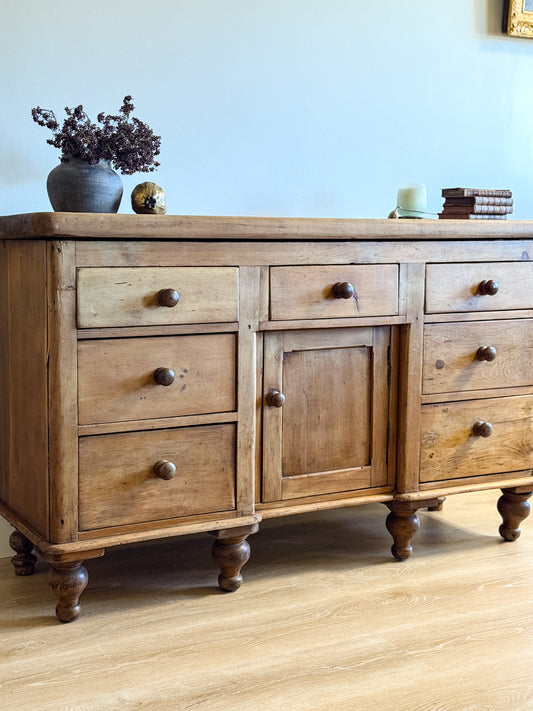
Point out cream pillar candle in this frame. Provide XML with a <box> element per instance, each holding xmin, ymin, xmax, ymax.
<box><xmin>397</xmin><ymin>183</ymin><xmax>427</xmax><ymax>218</ymax></box>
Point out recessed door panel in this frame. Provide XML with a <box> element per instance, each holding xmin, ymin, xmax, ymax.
<box><xmin>282</xmin><ymin>346</ymin><xmax>371</xmax><ymax>476</ymax></box>
<box><xmin>262</xmin><ymin>327</ymin><xmax>391</xmax><ymax>501</ymax></box>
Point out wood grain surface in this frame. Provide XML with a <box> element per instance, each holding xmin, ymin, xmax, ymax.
<box><xmin>77</xmin><ymin>266</ymin><xmax>239</xmax><ymax>327</ymax></box>
<box><xmin>77</xmin><ymin>333</ymin><xmax>236</xmax><ymax>425</ymax></box>
<box><xmin>269</xmin><ymin>264</ymin><xmax>398</xmax><ymax>320</ymax></box>
<box><xmin>0</xmin><ymin>490</ymin><xmax>532</xmax><ymax>710</ymax></box>
<box><xmin>78</xmin><ymin>424</ymin><xmax>237</xmax><ymax>530</ymax></box>
<box><xmin>423</xmin><ymin>319</ymin><xmax>533</xmax><ymax>395</ymax></box>
<box><xmin>2</xmin><ymin>211</ymin><xmax>533</xmax><ymax>242</ymax></box>
<box><xmin>0</xmin><ymin>241</ymin><xmax>50</xmax><ymax>538</ymax></box>
<box><xmin>420</xmin><ymin>395</ymin><xmax>533</xmax><ymax>482</ymax></box>
<box><xmin>425</xmin><ymin>262</ymin><xmax>533</xmax><ymax>313</ymax></box>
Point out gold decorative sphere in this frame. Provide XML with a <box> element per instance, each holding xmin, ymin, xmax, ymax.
<box><xmin>131</xmin><ymin>182</ymin><xmax>167</xmax><ymax>214</ymax></box>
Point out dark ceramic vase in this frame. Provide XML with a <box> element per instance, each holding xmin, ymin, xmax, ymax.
<box><xmin>46</xmin><ymin>156</ymin><xmax>123</xmax><ymax>213</ymax></box>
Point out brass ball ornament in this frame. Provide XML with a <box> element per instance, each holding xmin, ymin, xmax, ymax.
<box><xmin>131</xmin><ymin>181</ymin><xmax>167</xmax><ymax>214</ymax></box>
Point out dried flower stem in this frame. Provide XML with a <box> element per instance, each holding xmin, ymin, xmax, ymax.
<box><xmin>31</xmin><ymin>96</ymin><xmax>161</xmax><ymax>175</ymax></box>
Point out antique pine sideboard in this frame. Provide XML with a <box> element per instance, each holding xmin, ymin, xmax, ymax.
<box><xmin>1</xmin><ymin>212</ymin><xmax>532</xmax><ymax>622</ymax></box>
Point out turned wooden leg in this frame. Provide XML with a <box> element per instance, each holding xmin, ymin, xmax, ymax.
<box><xmin>9</xmin><ymin>529</ymin><xmax>37</xmax><ymax>575</ymax></box>
<box><xmin>385</xmin><ymin>499</ymin><xmax>439</xmax><ymax>561</ymax></box>
<box><xmin>497</xmin><ymin>488</ymin><xmax>532</xmax><ymax>542</ymax></box>
<box><xmin>385</xmin><ymin>502</ymin><xmax>420</xmax><ymax>561</ymax></box>
<box><xmin>47</xmin><ymin>561</ymin><xmax>88</xmax><ymax>623</ymax></box>
<box><xmin>210</xmin><ymin>524</ymin><xmax>259</xmax><ymax>592</ymax></box>
<box><xmin>427</xmin><ymin>497</ymin><xmax>446</xmax><ymax>512</ymax></box>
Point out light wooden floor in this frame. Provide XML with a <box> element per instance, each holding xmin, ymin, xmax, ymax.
<box><xmin>1</xmin><ymin>490</ymin><xmax>532</xmax><ymax>711</ymax></box>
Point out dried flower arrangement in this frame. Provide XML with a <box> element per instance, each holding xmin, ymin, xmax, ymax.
<box><xmin>31</xmin><ymin>95</ymin><xmax>161</xmax><ymax>175</ymax></box>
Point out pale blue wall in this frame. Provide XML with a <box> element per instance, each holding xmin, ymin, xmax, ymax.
<box><xmin>1</xmin><ymin>0</ymin><xmax>533</xmax><ymax>555</ymax></box>
<box><xmin>1</xmin><ymin>0</ymin><xmax>533</xmax><ymax>221</ymax></box>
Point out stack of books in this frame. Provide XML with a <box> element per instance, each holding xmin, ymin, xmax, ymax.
<box><xmin>439</xmin><ymin>188</ymin><xmax>513</xmax><ymax>220</ymax></box>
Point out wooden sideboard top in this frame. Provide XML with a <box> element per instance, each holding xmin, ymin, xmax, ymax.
<box><xmin>1</xmin><ymin>212</ymin><xmax>533</xmax><ymax>242</ymax></box>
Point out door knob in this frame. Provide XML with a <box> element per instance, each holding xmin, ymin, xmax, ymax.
<box><xmin>477</xmin><ymin>279</ymin><xmax>499</xmax><ymax>296</ymax></box>
<box><xmin>332</xmin><ymin>281</ymin><xmax>355</xmax><ymax>299</ymax></box>
<box><xmin>153</xmin><ymin>460</ymin><xmax>177</xmax><ymax>480</ymax></box>
<box><xmin>476</xmin><ymin>346</ymin><xmax>497</xmax><ymax>362</ymax></box>
<box><xmin>157</xmin><ymin>288</ymin><xmax>180</xmax><ymax>307</ymax></box>
<box><xmin>153</xmin><ymin>367</ymin><xmax>175</xmax><ymax>386</ymax></box>
<box><xmin>472</xmin><ymin>420</ymin><xmax>493</xmax><ymax>438</ymax></box>
<box><xmin>266</xmin><ymin>389</ymin><xmax>285</xmax><ymax>407</ymax></box>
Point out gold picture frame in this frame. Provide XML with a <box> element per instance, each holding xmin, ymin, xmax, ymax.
<box><xmin>503</xmin><ymin>0</ymin><xmax>533</xmax><ymax>38</ymax></box>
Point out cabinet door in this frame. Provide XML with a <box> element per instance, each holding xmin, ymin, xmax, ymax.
<box><xmin>262</xmin><ymin>327</ymin><xmax>391</xmax><ymax>502</ymax></box>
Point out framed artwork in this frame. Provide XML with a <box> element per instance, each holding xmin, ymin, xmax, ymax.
<box><xmin>503</xmin><ymin>0</ymin><xmax>533</xmax><ymax>38</ymax></box>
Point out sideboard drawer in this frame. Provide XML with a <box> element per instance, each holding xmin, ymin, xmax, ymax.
<box><xmin>79</xmin><ymin>424</ymin><xmax>236</xmax><ymax>530</ymax></box>
<box><xmin>420</xmin><ymin>395</ymin><xmax>533</xmax><ymax>482</ymax></box>
<box><xmin>77</xmin><ymin>267</ymin><xmax>239</xmax><ymax>327</ymax></box>
<box><xmin>78</xmin><ymin>333</ymin><xmax>236</xmax><ymax>425</ymax></box>
<box><xmin>269</xmin><ymin>265</ymin><xmax>398</xmax><ymax>320</ymax></box>
<box><xmin>425</xmin><ymin>262</ymin><xmax>533</xmax><ymax>314</ymax></box>
<box><xmin>422</xmin><ymin>319</ymin><xmax>533</xmax><ymax>394</ymax></box>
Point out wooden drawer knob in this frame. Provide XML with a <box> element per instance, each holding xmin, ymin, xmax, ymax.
<box><xmin>266</xmin><ymin>389</ymin><xmax>285</xmax><ymax>407</ymax></box>
<box><xmin>477</xmin><ymin>279</ymin><xmax>499</xmax><ymax>296</ymax></box>
<box><xmin>332</xmin><ymin>281</ymin><xmax>355</xmax><ymax>299</ymax></box>
<box><xmin>157</xmin><ymin>288</ymin><xmax>180</xmax><ymax>307</ymax></box>
<box><xmin>153</xmin><ymin>460</ymin><xmax>177</xmax><ymax>480</ymax></box>
<box><xmin>472</xmin><ymin>420</ymin><xmax>493</xmax><ymax>438</ymax></box>
<box><xmin>476</xmin><ymin>345</ymin><xmax>497</xmax><ymax>362</ymax></box>
<box><xmin>153</xmin><ymin>367</ymin><xmax>175</xmax><ymax>386</ymax></box>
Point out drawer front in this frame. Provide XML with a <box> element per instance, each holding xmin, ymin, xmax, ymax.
<box><xmin>423</xmin><ymin>319</ymin><xmax>533</xmax><ymax>394</ymax></box>
<box><xmin>78</xmin><ymin>334</ymin><xmax>236</xmax><ymax>425</ymax></box>
<box><xmin>79</xmin><ymin>424</ymin><xmax>236</xmax><ymax>530</ymax></box>
<box><xmin>77</xmin><ymin>267</ymin><xmax>239</xmax><ymax>327</ymax></box>
<box><xmin>269</xmin><ymin>265</ymin><xmax>398</xmax><ymax>321</ymax></box>
<box><xmin>420</xmin><ymin>395</ymin><xmax>533</xmax><ymax>483</ymax></box>
<box><xmin>426</xmin><ymin>262</ymin><xmax>533</xmax><ymax>314</ymax></box>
